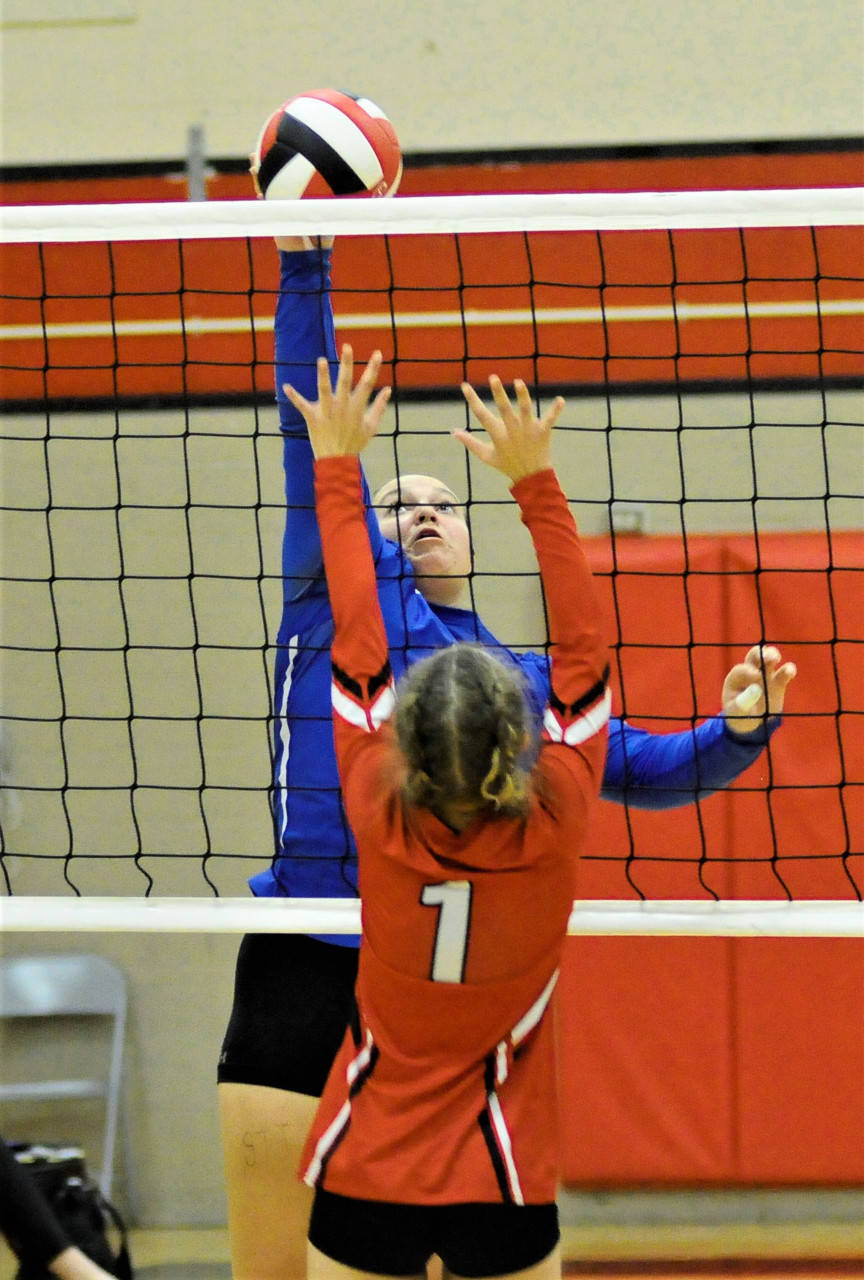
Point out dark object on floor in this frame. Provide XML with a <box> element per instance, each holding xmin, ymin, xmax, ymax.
<box><xmin>11</xmin><ymin>1144</ymin><xmax>133</xmax><ymax>1280</ymax></box>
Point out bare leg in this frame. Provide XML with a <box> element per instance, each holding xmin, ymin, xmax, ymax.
<box><xmin>308</xmin><ymin>1241</ymin><xmax>424</xmax><ymax>1279</ymax></box>
<box><xmin>219</xmin><ymin>1081</ymin><xmax>317</xmax><ymax>1280</ymax></box>
<box><xmin>47</xmin><ymin>1249</ymin><xmax>120</xmax><ymax>1280</ymax></box>
<box><xmin>447</xmin><ymin>1241</ymin><xmax>561</xmax><ymax>1280</ymax></box>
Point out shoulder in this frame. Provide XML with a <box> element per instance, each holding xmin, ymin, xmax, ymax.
<box><xmin>532</xmin><ymin>743</ymin><xmax>598</xmax><ymax>815</ymax></box>
<box><xmin>339</xmin><ymin>727</ymin><xmax>403</xmax><ymax>828</ymax></box>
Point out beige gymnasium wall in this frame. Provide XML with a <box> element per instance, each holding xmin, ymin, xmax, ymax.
<box><xmin>1</xmin><ymin>0</ymin><xmax>863</xmax><ymax>164</ymax></box>
<box><xmin>1</xmin><ymin>0</ymin><xmax>863</xmax><ymax>1230</ymax></box>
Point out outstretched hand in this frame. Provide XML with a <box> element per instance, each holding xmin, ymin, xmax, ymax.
<box><xmin>249</xmin><ymin>151</ymin><xmax>335</xmax><ymax>252</ymax></box>
<box><xmin>456</xmin><ymin>376</ymin><xmax>566</xmax><ymax>484</ymax></box>
<box><xmin>283</xmin><ymin>344</ymin><xmax>391</xmax><ymax>459</ymax></box>
<box><xmin>721</xmin><ymin>644</ymin><xmax>797</xmax><ymax>733</ymax></box>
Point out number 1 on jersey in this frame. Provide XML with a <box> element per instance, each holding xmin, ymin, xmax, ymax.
<box><xmin>420</xmin><ymin>880</ymin><xmax>473</xmax><ymax>983</ymax></box>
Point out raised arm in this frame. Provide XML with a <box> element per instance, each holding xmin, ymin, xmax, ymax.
<box><xmin>275</xmin><ymin>249</ymin><xmax>384</xmax><ymax>602</ymax></box>
<box><xmin>275</xmin><ymin>246</ymin><xmax>338</xmax><ymax>599</ymax></box>
<box><xmin>458</xmin><ymin>376</ymin><xmax>610</xmax><ymax>751</ymax></box>
<box><xmin>283</xmin><ymin>346</ymin><xmax>393</xmax><ymax>712</ymax></box>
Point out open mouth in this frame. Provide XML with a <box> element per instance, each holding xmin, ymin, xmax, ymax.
<box><xmin>410</xmin><ymin>529</ymin><xmax>442</xmax><ymax>549</ymax></box>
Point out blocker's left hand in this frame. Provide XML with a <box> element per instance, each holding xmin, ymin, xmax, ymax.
<box><xmin>283</xmin><ymin>344</ymin><xmax>390</xmax><ymax>459</ymax></box>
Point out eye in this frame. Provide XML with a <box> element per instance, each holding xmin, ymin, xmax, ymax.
<box><xmin>434</xmin><ymin>502</ymin><xmax>454</xmax><ymax>514</ymax></box>
<box><xmin>384</xmin><ymin>501</ymin><xmax>408</xmax><ymax>515</ymax></box>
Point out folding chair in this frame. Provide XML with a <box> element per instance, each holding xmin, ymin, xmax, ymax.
<box><xmin>0</xmin><ymin>952</ymin><xmax>130</xmax><ymax>1205</ymax></box>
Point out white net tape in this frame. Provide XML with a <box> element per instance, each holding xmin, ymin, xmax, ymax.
<box><xmin>2</xmin><ymin>896</ymin><xmax>863</xmax><ymax>936</ymax></box>
<box><xmin>3</xmin><ymin>187</ymin><xmax>863</xmax><ymax>243</ymax></box>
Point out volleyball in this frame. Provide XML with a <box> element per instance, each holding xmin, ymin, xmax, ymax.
<box><xmin>253</xmin><ymin>88</ymin><xmax>402</xmax><ymax>200</ymax></box>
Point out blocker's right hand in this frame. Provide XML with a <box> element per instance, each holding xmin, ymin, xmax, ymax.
<box><xmin>282</xmin><ymin>344</ymin><xmax>391</xmax><ymax>459</ymax></box>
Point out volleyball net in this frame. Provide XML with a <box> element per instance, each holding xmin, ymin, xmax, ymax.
<box><xmin>1</xmin><ymin>187</ymin><xmax>862</xmax><ymax>935</ymax></box>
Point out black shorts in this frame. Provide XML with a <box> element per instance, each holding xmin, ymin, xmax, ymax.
<box><xmin>309</xmin><ymin>1189</ymin><xmax>559</xmax><ymax>1277</ymax></box>
<box><xmin>217</xmin><ymin>932</ymin><xmax>359</xmax><ymax>1096</ymax></box>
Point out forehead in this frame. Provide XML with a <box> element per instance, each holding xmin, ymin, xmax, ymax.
<box><xmin>373</xmin><ymin>474</ymin><xmax>461</xmax><ymax>508</ymax></box>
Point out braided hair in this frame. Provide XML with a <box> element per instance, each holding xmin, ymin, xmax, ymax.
<box><xmin>394</xmin><ymin>643</ymin><xmax>533</xmax><ymax>821</ymax></box>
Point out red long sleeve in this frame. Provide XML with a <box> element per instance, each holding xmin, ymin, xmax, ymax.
<box><xmin>510</xmin><ymin>467</ymin><xmax>609</xmax><ymax>720</ymax></box>
<box><xmin>314</xmin><ymin>454</ymin><xmax>390</xmax><ymax>686</ymax></box>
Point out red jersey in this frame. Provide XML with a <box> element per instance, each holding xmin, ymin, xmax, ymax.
<box><xmin>300</xmin><ymin>458</ymin><xmax>610</xmax><ymax>1205</ymax></box>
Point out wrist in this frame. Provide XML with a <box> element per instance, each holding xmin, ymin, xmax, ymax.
<box><xmin>314</xmin><ymin>453</ymin><xmax>360</xmax><ymax>472</ymax></box>
<box><xmin>723</xmin><ymin>713</ymin><xmax>780</xmax><ymax>743</ymax></box>
<box><xmin>510</xmin><ymin>465</ymin><xmax>555</xmax><ymax>494</ymax></box>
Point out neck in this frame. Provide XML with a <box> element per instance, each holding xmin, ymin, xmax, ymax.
<box><xmin>431</xmin><ymin>797</ymin><xmax>483</xmax><ymax>832</ymax></box>
<box><xmin>416</xmin><ymin>575</ymin><xmax>469</xmax><ymax>609</ymax></box>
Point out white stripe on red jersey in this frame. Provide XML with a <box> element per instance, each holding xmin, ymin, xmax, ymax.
<box><xmin>304</xmin><ymin>1029</ymin><xmax>377</xmax><ymax>1187</ymax></box>
<box><xmin>331</xmin><ymin>680</ymin><xmax>396</xmax><ymax>732</ymax></box>
<box><xmin>543</xmin><ymin>686</ymin><xmax>612</xmax><ymax>747</ymax></box>
<box><xmin>486</xmin><ymin>1090</ymin><xmax>525</xmax><ymax>1205</ymax></box>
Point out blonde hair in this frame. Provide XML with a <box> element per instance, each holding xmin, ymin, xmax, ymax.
<box><xmin>394</xmin><ymin>644</ymin><xmax>533</xmax><ymax>820</ymax></box>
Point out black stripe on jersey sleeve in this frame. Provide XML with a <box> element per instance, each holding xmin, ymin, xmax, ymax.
<box><xmin>548</xmin><ymin>664</ymin><xmax>610</xmax><ymax>720</ymax></box>
<box><xmin>332</xmin><ymin>658</ymin><xmax>393</xmax><ymax>703</ymax></box>
<box><xmin>349</xmin><ymin>998</ymin><xmax>363</xmax><ymax>1048</ymax></box>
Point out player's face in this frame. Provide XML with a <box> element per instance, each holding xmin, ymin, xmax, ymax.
<box><xmin>373</xmin><ymin>474</ymin><xmax>472</xmax><ymax>607</ymax></box>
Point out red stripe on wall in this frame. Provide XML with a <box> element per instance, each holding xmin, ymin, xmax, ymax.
<box><xmin>3</xmin><ymin>222</ymin><xmax>861</xmax><ymax>401</ymax></box>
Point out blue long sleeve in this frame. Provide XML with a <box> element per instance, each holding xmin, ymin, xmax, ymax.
<box><xmin>276</xmin><ymin>248</ymin><xmax>384</xmax><ymax>602</ymax></box>
<box><xmin>602</xmin><ymin>713</ymin><xmax>779</xmax><ymax>809</ymax></box>
<box><xmin>275</xmin><ymin>249</ymin><xmax>336</xmax><ymax>600</ymax></box>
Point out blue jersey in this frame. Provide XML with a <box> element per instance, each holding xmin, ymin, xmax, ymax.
<box><xmin>250</xmin><ymin>248</ymin><xmax>777</xmax><ymax>921</ymax></box>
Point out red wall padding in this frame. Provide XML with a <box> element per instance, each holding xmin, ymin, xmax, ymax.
<box><xmin>558</xmin><ymin>935</ymin><xmax>864</xmax><ymax>1184</ymax></box>
<box><xmin>558</xmin><ymin>530</ymin><xmax>864</xmax><ymax>1186</ymax></box>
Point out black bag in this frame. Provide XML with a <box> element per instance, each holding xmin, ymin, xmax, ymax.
<box><xmin>11</xmin><ymin>1144</ymin><xmax>133</xmax><ymax>1280</ymax></box>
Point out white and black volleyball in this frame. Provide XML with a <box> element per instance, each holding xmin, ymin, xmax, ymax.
<box><xmin>253</xmin><ymin>88</ymin><xmax>402</xmax><ymax>200</ymax></box>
